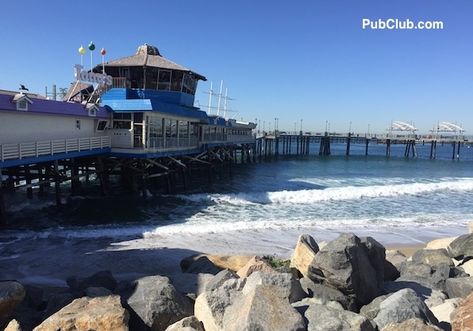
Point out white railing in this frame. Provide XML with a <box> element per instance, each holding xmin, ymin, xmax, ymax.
<box><xmin>0</xmin><ymin>136</ymin><xmax>111</xmax><ymax>162</ymax></box>
<box><xmin>148</xmin><ymin>136</ymin><xmax>199</xmax><ymax>149</ymax></box>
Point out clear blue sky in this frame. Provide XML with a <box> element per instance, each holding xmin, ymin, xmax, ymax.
<box><xmin>1</xmin><ymin>0</ymin><xmax>472</xmax><ymax>133</ymax></box>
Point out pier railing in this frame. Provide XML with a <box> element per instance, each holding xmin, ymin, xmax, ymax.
<box><xmin>0</xmin><ymin>136</ymin><xmax>111</xmax><ymax>162</ymax></box>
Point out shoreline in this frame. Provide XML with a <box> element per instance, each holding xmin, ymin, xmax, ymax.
<box><xmin>0</xmin><ymin>224</ymin><xmax>459</xmax><ymax>287</ymax></box>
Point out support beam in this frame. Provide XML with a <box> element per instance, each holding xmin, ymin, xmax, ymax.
<box><xmin>0</xmin><ymin>168</ymin><xmax>6</xmax><ymax>225</ymax></box>
<box><xmin>54</xmin><ymin>160</ymin><xmax>62</xmax><ymax>206</ymax></box>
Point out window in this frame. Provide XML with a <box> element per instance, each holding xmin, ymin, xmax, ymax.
<box><xmin>88</xmin><ymin>107</ymin><xmax>97</xmax><ymax>117</ymax></box>
<box><xmin>171</xmin><ymin>71</ymin><xmax>184</xmax><ymax>91</ymax></box>
<box><xmin>158</xmin><ymin>70</ymin><xmax>171</xmax><ymax>91</ymax></box>
<box><xmin>17</xmin><ymin>99</ymin><xmax>28</xmax><ymax>111</ymax></box>
<box><xmin>76</xmin><ymin>120</ymin><xmax>81</xmax><ymax>130</ymax></box>
<box><xmin>96</xmin><ymin>120</ymin><xmax>108</xmax><ymax>131</ymax></box>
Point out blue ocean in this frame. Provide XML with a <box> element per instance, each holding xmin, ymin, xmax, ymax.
<box><xmin>1</xmin><ymin>141</ymin><xmax>472</xmax><ymax>247</ymax></box>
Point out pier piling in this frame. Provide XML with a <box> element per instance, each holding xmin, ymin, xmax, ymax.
<box><xmin>0</xmin><ymin>168</ymin><xmax>5</xmax><ymax>225</ymax></box>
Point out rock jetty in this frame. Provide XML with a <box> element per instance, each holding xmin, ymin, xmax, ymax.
<box><xmin>2</xmin><ymin>223</ymin><xmax>473</xmax><ymax>330</ymax></box>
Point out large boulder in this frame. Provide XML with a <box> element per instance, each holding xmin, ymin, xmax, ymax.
<box><xmin>0</xmin><ymin>282</ymin><xmax>25</xmax><ymax>325</ymax></box>
<box><xmin>42</xmin><ymin>292</ymin><xmax>74</xmax><ymax>319</ymax></box>
<box><xmin>448</xmin><ymin>234</ymin><xmax>473</xmax><ymax>260</ymax></box>
<box><xmin>445</xmin><ymin>276</ymin><xmax>473</xmax><ymax>298</ymax></box>
<box><xmin>372</xmin><ymin>289</ymin><xmax>438</xmax><ymax>330</ymax></box>
<box><xmin>181</xmin><ymin>255</ymin><xmax>222</xmax><ymax>275</ymax></box>
<box><xmin>299</xmin><ymin>278</ymin><xmax>355</xmax><ymax>311</ymax></box>
<box><xmin>237</xmin><ymin>256</ymin><xmax>275</xmax><ymax>278</ymax></box>
<box><xmin>194</xmin><ymin>276</ymin><xmax>246</xmax><ymax>331</ymax></box>
<box><xmin>304</xmin><ymin>303</ymin><xmax>374</xmax><ymax>331</ymax></box>
<box><xmin>361</xmin><ymin>237</ymin><xmax>386</xmax><ymax>288</ymax></box>
<box><xmin>127</xmin><ymin>275</ymin><xmax>193</xmax><ymax>331</ymax></box>
<box><xmin>398</xmin><ymin>261</ymin><xmax>451</xmax><ymax>291</ymax></box>
<box><xmin>164</xmin><ymin>316</ymin><xmax>204</xmax><ymax>331</ymax></box>
<box><xmin>386</xmin><ymin>250</ymin><xmax>407</xmax><ymax>269</ymax></box>
<box><xmin>310</xmin><ymin>233</ymin><xmax>383</xmax><ymax>305</ymax></box>
<box><xmin>290</xmin><ymin>234</ymin><xmax>319</xmax><ymax>278</ymax></box>
<box><xmin>33</xmin><ymin>295</ymin><xmax>128</xmax><ymax>331</ymax></box>
<box><xmin>411</xmin><ymin>249</ymin><xmax>454</xmax><ymax>267</ymax></box>
<box><xmin>451</xmin><ymin>292</ymin><xmax>473</xmax><ymax>331</ymax></box>
<box><xmin>207</xmin><ymin>255</ymin><xmax>253</xmax><ymax>271</ymax></box>
<box><xmin>359</xmin><ymin>295</ymin><xmax>389</xmax><ymax>320</ymax></box>
<box><xmin>169</xmin><ymin>273</ymin><xmax>214</xmax><ymax>298</ymax></box>
<box><xmin>381</xmin><ymin>318</ymin><xmax>442</xmax><ymax>331</ymax></box>
<box><xmin>384</xmin><ymin>281</ymin><xmax>446</xmax><ymax>307</ymax></box>
<box><xmin>244</xmin><ymin>271</ymin><xmax>305</xmax><ymax>303</ymax></box>
<box><xmin>460</xmin><ymin>258</ymin><xmax>473</xmax><ymax>276</ymax></box>
<box><xmin>222</xmin><ymin>285</ymin><xmax>306</xmax><ymax>331</ymax></box>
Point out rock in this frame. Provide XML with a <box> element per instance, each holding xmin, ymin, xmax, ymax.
<box><xmin>0</xmin><ymin>282</ymin><xmax>25</xmax><ymax>322</ymax></box>
<box><xmin>244</xmin><ymin>271</ymin><xmax>305</xmax><ymax>303</ymax></box>
<box><xmin>381</xmin><ymin>318</ymin><xmax>442</xmax><ymax>331</ymax></box>
<box><xmin>299</xmin><ymin>277</ymin><xmax>355</xmax><ymax>310</ymax></box>
<box><xmin>361</xmin><ymin>236</ymin><xmax>386</xmax><ymax>288</ymax></box>
<box><xmin>33</xmin><ymin>295</ymin><xmax>128</xmax><ymax>331</ymax></box>
<box><xmin>207</xmin><ymin>255</ymin><xmax>253</xmax><ymax>272</ymax></box>
<box><xmin>22</xmin><ymin>285</ymin><xmax>44</xmax><ymax>310</ymax></box>
<box><xmin>187</xmin><ymin>256</ymin><xmax>222</xmax><ymax>275</ymax></box>
<box><xmin>304</xmin><ymin>303</ymin><xmax>374</xmax><ymax>331</ymax></box>
<box><xmin>169</xmin><ymin>273</ymin><xmax>214</xmax><ymax>297</ymax></box>
<box><xmin>84</xmin><ymin>286</ymin><xmax>112</xmax><ymax>297</ymax></box>
<box><xmin>445</xmin><ymin>276</ymin><xmax>473</xmax><ymax>298</ymax></box>
<box><xmin>469</xmin><ymin>221</ymin><xmax>473</xmax><ymax>234</ymax></box>
<box><xmin>430</xmin><ymin>298</ymin><xmax>462</xmax><ymax>325</ymax></box>
<box><xmin>424</xmin><ymin>291</ymin><xmax>447</xmax><ymax>308</ymax></box>
<box><xmin>43</xmin><ymin>292</ymin><xmax>74</xmax><ymax>319</ymax></box>
<box><xmin>292</xmin><ymin>297</ymin><xmax>344</xmax><ymax>311</ymax></box>
<box><xmin>359</xmin><ymin>295</ymin><xmax>389</xmax><ymax>320</ymax></box>
<box><xmin>311</xmin><ymin>233</ymin><xmax>383</xmax><ymax>306</ymax></box>
<box><xmin>222</xmin><ymin>285</ymin><xmax>306</xmax><ymax>331</ymax></box>
<box><xmin>448</xmin><ymin>234</ymin><xmax>473</xmax><ymax>260</ymax></box>
<box><xmin>412</xmin><ymin>249</ymin><xmax>454</xmax><ymax>267</ymax></box>
<box><xmin>237</xmin><ymin>256</ymin><xmax>275</xmax><ymax>278</ymax></box>
<box><xmin>290</xmin><ymin>234</ymin><xmax>319</xmax><ymax>278</ymax></box>
<box><xmin>4</xmin><ymin>319</ymin><xmax>22</xmax><ymax>331</ymax></box>
<box><xmin>194</xmin><ymin>277</ymin><xmax>246</xmax><ymax>331</ymax></box>
<box><xmin>67</xmin><ymin>270</ymin><xmax>117</xmax><ymax>294</ymax></box>
<box><xmin>386</xmin><ymin>250</ymin><xmax>407</xmax><ymax>269</ymax></box>
<box><xmin>127</xmin><ymin>275</ymin><xmax>193</xmax><ymax>331</ymax></box>
<box><xmin>398</xmin><ymin>261</ymin><xmax>451</xmax><ymax>291</ymax></box>
<box><xmin>384</xmin><ymin>281</ymin><xmax>446</xmax><ymax>307</ymax></box>
<box><xmin>459</xmin><ymin>258</ymin><xmax>473</xmax><ymax>276</ymax></box>
<box><xmin>426</xmin><ymin>237</ymin><xmax>457</xmax><ymax>250</ymax></box>
<box><xmin>373</xmin><ymin>289</ymin><xmax>438</xmax><ymax>330</ymax></box>
<box><xmin>451</xmin><ymin>292</ymin><xmax>473</xmax><ymax>331</ymax></box>
<box><xmin>165</xmin><ymin>316</ymin><xmax>204</xmax><ymax>331</ymax></box>
<box><xmin>206</xmin><ymin>269</ymin><xmax>239</xmax><ymax>291</ymax></box>
<box><xmin>384</xmin><ymin>260</ymin><xmax>400</xmax><ymax>281</ymax></box>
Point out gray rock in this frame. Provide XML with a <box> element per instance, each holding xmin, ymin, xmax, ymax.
<box><xmin>290</xmin><ymin>234</ymin><xmax>320</xmax><ymax>279</ymax></box>
<box><xmin>445</xmin><ymin>276</ymin><xmax>473</xmax><ymax>298</ymax></box>
<box><xmin>311</xmin><ymin>233</ymin><xmax>382</xmax><ymax>305</ymax></box>
<box><xmin>398</xmin><ymin>261</ymin><xmax>451</xmax><ymax>291</ymax></box>
<box><xmin>165</xmin><ymin>316</ymin><xmax>204</xmax><ymax>331</ymax></box>
<box><xmin>127</xmin><ymin>275</ymin><xmax>193</xmax><ymax>331</ymax></box>
<box><xmin>194</xmin><ymin>277</ymin><xmax>246</xmax><ymax>331</ymax></box>
<box><xmin>292</xmin><ymin>297</ymin><xmax>344</xmax><ymax>312</ymax></box>
<box><xmin>381</xmin><ymin>318</ymin><xmax>442</xmax><ymax>331</ymax></box>
<box><xmin>0</xmin><ymin>281</ymin><xmax>26</xmax><ymax>321</ymax></box>
<box><xmin>359</xmin><ymin>295</ymin><xmax>389</xmax><ymax>320</ymax></box>
<box><xmin>185</xmin><ymin>256</ymin><xmax>222</xmax><ymax>275</ymax></box>
<box><xmin>384</xmin><ymin>260</ymin><xmax>401</xmax><ymax>281</ymax></box>
<box><xmin>430</xmin><ymin>298</ymin><xmax>462</xmax><ymax>325</ymax></box>
<box><xmin>373</xmin><ymin>288</ymin><xmax>438</xmax><ymax>330</ymax></box>
<box><xmin>361</xmin><ymin>236</ymin><xmax>386</xmax><ymax>288</ymax></box>
<box><xmin>448</xmin><ymin>234</ymin><xmax>473</xmax><ymax>260</ymax></box>
<box><xmin>84</xmin><ymin>286</ymin><xmax>112</xmax><ymax>298</ymax></box>
<box><xmin>67</xmin><ymin>270</ymin><xmax>117</xmax><ymax>293</ymax></box>
<box><xmin>205</xmin><ymin>269</ymin><xmax>238</xmax><ymax>292</ymax></box>
<box><xmin>222</xmin><ymin>285</ymin><xmax>306</xmax><ymax>331</ymax></box>
<box><xmin>304</xmin><ymin>303</ymin><xmax>375</xmax><ymax>331</ymax></box>
<box><xmin>299</xmin><ymin>277</ymin><xmax>355</xmax><ymax>310</ymax></box>
<box><xmin>244</xmin><ymin>271</ymin><xmax>305</xmax><ymax>303</ymax></box>
<box><xmin>412</xmin><ymin>249</ymin><xmax>454</xmax><ymax>267</ymax></box>
<box><xmin>4</xmin><ymin>319</ymin><xmax>22</xmax><ymax>331</ymax></box>
<box><xmin>169</xmin><ymin>273</ymin><xmax>214</xmax><ymax>297</ymax></box>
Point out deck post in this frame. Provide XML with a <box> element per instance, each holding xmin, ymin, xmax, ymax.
<box><xmin>54</xmin><ymin>160</ymin><xmax>62</xmax><ymax>206</ymax></box>
<box><xmin>452</xmin><ymin>142</ymin><xmax>456</xmax><ymax>160</ymax></box>
<box><xmin>346</xmin><ymin>133</ymin><xmax>351</xmax><ymax>156</ymax></box>
<box><xmin>386</xmin><ymin>139</ymin><xmax>391</xmax><ymax>157</ymax></box>
<box><xmin>25</xmin><ymin>165</ymin><xmax>33</xmax><ymax>199</ymax></box>
<box><xmin>71</xmin><ymin>158</ymin><xmax>82</xmax><ymax>195</ymax></box>
<box><xmin>365</xmin><ymin>139</ymin><xmax>369</xmax><ymax>156</ymax></box>
<box><xmin>0</xmin><ymin>168</ymin><xmax>6</xmax><ymax>226</ymax></box>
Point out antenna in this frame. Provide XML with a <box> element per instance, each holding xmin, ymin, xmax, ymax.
<box><xmin>201</xmin><ymin>80</ymin><xmax>236</xmax><ymax>118</ymax></box>
<box><xmin>207</xmin><ymin>81</ymin><xmax>213</xmax><ymax>114</ymax></box>
<box><xmin>216</xmin><ymin>80</ymin><xmax>223</xmax><ymax>116</ymax></box>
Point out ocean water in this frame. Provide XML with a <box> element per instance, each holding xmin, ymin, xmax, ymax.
<box><xmin>1</xmin><ymin>141</ymin><xmax>473</xmax><ymax>245</ymax></box>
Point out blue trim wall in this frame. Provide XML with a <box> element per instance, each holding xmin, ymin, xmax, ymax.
<box><xmin>0</xmin><ymin>148</ymin><xmax>111</xmax><ymax>168</ymax></box>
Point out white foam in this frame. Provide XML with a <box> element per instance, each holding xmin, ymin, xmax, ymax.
<box><xmin>176</xmin><ymin>178</ymin><xmax>473</xmax><ymax>206</ymax></box>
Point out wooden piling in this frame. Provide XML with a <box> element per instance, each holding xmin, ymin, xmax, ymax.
<box><xmin>25</xmin><ymin>165</ymin><xmax>33</xmax><ymax>199</ymax></box>
<box><xmin>452</xmin><ymin>142</ymin><xmax>456</xmax><ymax>160</ymax></box>
<box><xmin>365</xmin><ymin>139</ymin><xmax>369</xmax><ymax>156</ymax></box>
<box><xmin>54</xmin><ymin>160</ymin><xmax>61</xmax><ymax>206</ymax></box>
<box><xmin>386</xmin><ymin>139</ymin><xmax>391</xmax><ymax>157</ymax></box>
<box><xmin>0</xmin><ymin>168</ymin><xmax>6</xmax><ymax>225</ymax></box>
<box><xmin>457</xmin><ymin>141</ymin><xmax>461</xmax><ymax>160</ymax></box>
<box><xmin>346</xmin><ymin>133</ymin><xmax>351</xmax><ymax>156</ymax></box>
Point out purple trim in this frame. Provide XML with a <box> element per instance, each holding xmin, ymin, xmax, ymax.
<box><xmin>0</xmin><ymin>93</ymin><xmax>110</xmax><ymax>119</ymax></box>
